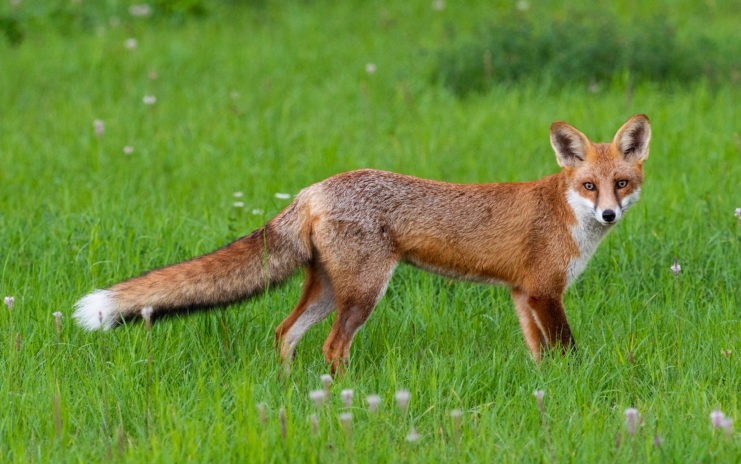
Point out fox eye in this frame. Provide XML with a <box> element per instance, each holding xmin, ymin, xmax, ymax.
<box><xmin>616</xmin><ymin>179</ymin><xmax>628</xmax><ymax>189</ymax></box>
<box><xmin>583</xmin><ymin>182</ymin><xmax>596</xmax><ymax>191</ymax></box>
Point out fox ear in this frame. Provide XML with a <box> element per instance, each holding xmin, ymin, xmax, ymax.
<box><xmin>613</xmin><ymin>114</ymin><xmax>651</xmax><ymax>162</ymax></box>
<box><xmin>550</xmin><ymin>121</ymin><xmax>590</xmax><ymax>168</ymax></box>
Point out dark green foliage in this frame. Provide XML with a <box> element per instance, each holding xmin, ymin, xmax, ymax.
<box><xmin>0</xmin><ymin>0</ymin><xmax>212</xmax><ymax>43</ymax></box>
<box><xmin>0</xmin><ymin>15</ymin><xmax>23</xmax><ymax>46</ymax></box>
<box><xmin>433</xmin><ymin>10</ymin><xmax>731</xmax><ymax>96</ymax></box>
<box><xmin>149</xmin><ymin>0</ymin><xmax>210</xmax><ymax>22</ymax></box>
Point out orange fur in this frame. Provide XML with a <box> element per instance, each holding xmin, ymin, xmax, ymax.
<box><xmin>74</xmin><ymin>115</ymin><xmax>651</xmax><ymax>375</ymax></box>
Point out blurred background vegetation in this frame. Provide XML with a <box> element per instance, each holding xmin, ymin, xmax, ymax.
<box><xmin>2</xmin><ymin>0</ymin><xmax>739</xmax><ymax>95</ymax></box>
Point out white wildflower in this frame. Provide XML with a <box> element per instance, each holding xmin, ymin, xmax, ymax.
<box><xmin>395</xmin><ymin>390</ymin><xmax>411</xmax><ymax>410</ymax></box>
<box><xmin>366</xmin><ymin>394</ymin><xmax>381</xmax><ymax>412</ymax></box>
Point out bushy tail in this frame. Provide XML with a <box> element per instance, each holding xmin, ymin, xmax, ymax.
<box><xmin>73</xmin><ymin>201</ymin><xmax>312</xmax><ymax>330</ymax></box>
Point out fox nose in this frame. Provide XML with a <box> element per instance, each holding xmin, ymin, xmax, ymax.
<box><xmin>602</xmin><ymin>209</ymin><xmax>616</xmax><ymax>223</ymax></box>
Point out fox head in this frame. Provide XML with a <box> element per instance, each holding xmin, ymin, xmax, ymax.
<box><xmin>550</xmin><ymin>114</ymin><xmax>651</xmax><ymax>226</ymax></box>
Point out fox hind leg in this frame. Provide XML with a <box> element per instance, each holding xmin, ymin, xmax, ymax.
<box><xmin>322</xmin><ymin>260</ymin><xmax>396</xmax><ymax>376</ymax></box>
<box><xmin>275</xmin><ymin>262</ymin><xmax>335</xmax><ymax>367</ymax></box>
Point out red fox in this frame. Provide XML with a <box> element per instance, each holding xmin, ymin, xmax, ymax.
<box><xmin>74</xmin><ymin>115</ymin><xmax>650</xmax><ymax>373</ymax></box>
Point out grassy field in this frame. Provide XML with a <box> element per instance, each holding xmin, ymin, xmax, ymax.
<box><xmin>1</xmin><ymin>1</ymin><xmax>740</xmax><ymax>462</ymax></box>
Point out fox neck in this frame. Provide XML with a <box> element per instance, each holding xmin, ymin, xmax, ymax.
<box><xmin>565</xmin><ymin>189</ymin><xmax>613</xmax><ymax>286</ymax></box>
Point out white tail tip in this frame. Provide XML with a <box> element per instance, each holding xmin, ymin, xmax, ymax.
<box><xmin>73</xmin><ymin>289</ymin><xmax>119</xmax><ymax>330</ymax></box>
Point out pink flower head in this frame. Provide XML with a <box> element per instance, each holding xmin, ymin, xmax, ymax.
<box><xmin>533</xmin><ymin>389</ymin><xmax>545</xmax><ymax>413</ymax></box>
<box><xmin>93</xmin><ymin>119</ymin><xmax>104</xmax><ymax>137</ymax></box>
<box><xmin>365</xmin><ymin>63</ymin><xmax>377</xmax><ymax>75</ymax></box>
<box><xmin>4</xmin><ymin>296</ymin><xmax>14</xmax><ymax>311</ymax></box>
<box><xmin>123</xmin><ymin>146</ymin><xmax>134</xmax><ymax>155</ymax></box>
<box><xmin>735</xmin><ymin>208</ymin><xmax>741</xmax><ymax>225</ymax></box>
<box><xmin>670</xmin><ymin>257</ymin><xmax>681</xmax><ymax>276</ymax></box>
<box><xmin>395</xmin><ymin>390</ymin><xmax>411</xmax><ymax>410</ymax></box>
<box><xmin>341</xmin><ymin>389</ymin><xmax>354</xmax><ymax>407</ymax></box>
<box><xmin>366</xmin><ymin>394</ymin><xmax>381</xmax><ymax>412</ymax></box>
<box><xmin>339</xmin><ymin>412</ymin><xmax>352</xmax><ymax>435</ymax></box>
<box><xmin>309</xmin><ymin>390</ymin><xmax>325</xmax><ymax>409</ymax></box>
<box><xmin>143</xmin><ymin>95</ymin><xmax>156</xmax><ymax>105</ymax></box>
<box><xmin>124</xmin><ymin>38</ymin><xmax>137</xmax><ymax>50</ymax></box>
<box><xmin>129</xmin><ymin>4</ymin><xmax>152</xmax><ymax>17</ymax></box>
<box><xmin>624</xmin><ymin>408</ymin><xmax>640</xmax><ymax>436</ymax></box>
<box><xmin>710</xmin><ymin>409</ymin><xmax>725</xmax><ymax>428</ymax></box>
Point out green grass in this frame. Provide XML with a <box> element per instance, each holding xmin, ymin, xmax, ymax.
<box><xmin>1</xmin><ymin>1</ymin><xmax>739</xmax><ymax>462</ymax></box>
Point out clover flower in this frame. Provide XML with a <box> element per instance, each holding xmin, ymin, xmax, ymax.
<box><xmin>309</xmin><ymin>390</ymin><xmax>325</xmax><ymax>409</ymax></box>
<box><xmin>395</xmin><ymin>390</ymin><xmax>411</xmax><ymax>411</ymax></box>
<box><xmin>624</xmin><ymin>408</ymin><xmax>640</xmax><ymax>437</ymax></box>
<box><xmin>711</xmin><ymin>409</ymin><xmax>725</xmax><ymax>428</ymax></box>
<box><xmin>670</xmin><ymin>257</ymin><xmax>681</xmax><ymax>276</ymax></box>
<box><xmin>129</xmin><ymin>4</ymin><xmax>152</xmax><ymax>17</ymax></box>
<box><xmin>93</xmin><ymin>120</ymin><xmax>104</xmax><ymax>137</ymax></box>
<box><xmin>339</xmin><ymin>412</ymin><xmax>352</xmax><ymax>437</ymax></box>
<box><xmin>321</xmin><ymin>374</ymin><xmax>332</xmax><ymax>396</ymax></box>
<box><xmin>341</xmin><ymin>389</ymin><xmax>353</xmax><ymax>407</ymax></box>
<box><xmin>366</xmin><ymin>394</ymin><xmax>381</xmax><ymax>412</ymax></box>
<box><xmin>533</xmin><ymin>390</ymin><xmax>545</xmax><ymax>414</ymax></box>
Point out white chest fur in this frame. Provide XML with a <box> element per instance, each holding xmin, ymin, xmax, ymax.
<box><xmin>565</xmin><ymin>190</ymin><xmax>610</xmax><ymax>286</ymax></box>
